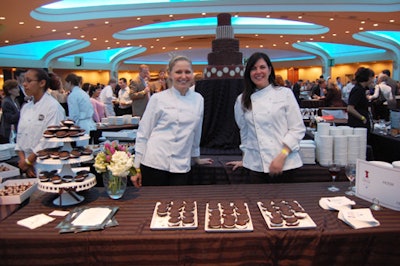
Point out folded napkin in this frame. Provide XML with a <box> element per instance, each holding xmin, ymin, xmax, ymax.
<box><xmin>338</xmin><ymin>208</ymin><xmax>380</xmax><ymax>229</ymax></box>
<box><xmin>319</xmin><ymin>196</ymin><xmax>356</xmax><ymax>211</ymax></box>
<box><xmin>17</xmin><ymin>213</ymin><xmax>55</xmax><ymax>230</ymax></box>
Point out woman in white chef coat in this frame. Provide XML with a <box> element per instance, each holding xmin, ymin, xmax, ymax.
<box><xmin>16</xmin><ymin>68</ymin><xmax>66</xmax><ymax>177</ymax></box>
<box><xmin>131</xmin><ymin>55</ymin><xmax>213</xmax><ymax>187</ymax></box>
<box><xmin>64</xmin><ymin>73</ymin><xmax>96</xmax><ymax>146</ymax></box>
<box><xmin>227</xmin><ymin>52</ymin><xmax>305</xmax><ymax>183</ymax></box>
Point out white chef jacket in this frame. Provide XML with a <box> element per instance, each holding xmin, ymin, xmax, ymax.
<box><xmin>99</xmin><ymin>85</ymin><xmax>115</xmax><ymax>116</ymax></box>
<box><xmin>234</xmin><ymin>84</ymin><xmax>305</xmax><ymax>173</ymax></box>
<box><xmin>68</xmin><ymin>86</ymin><xmax>96</xmax><ymax>132</ymax></box>
<box><xmin>134</xmin><ymin>87</ymin><xmax>204</xmax><ymax>173</ymax></box>
<box><xmin>16</xmin><ymin>93</ymin><xmax>65</xmax><ymax>155</ymax></box>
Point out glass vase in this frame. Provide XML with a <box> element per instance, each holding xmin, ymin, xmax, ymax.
<box><xmin>102</xmin><ymin>171</ymin><xmax>127</xmax><ymax>200</ymax></box>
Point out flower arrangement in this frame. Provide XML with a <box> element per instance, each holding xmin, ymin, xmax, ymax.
<box><xmin>93</xmin><ymin>141</ymin><xmax>136</xmax><ymax>177</ymax></box>
<box><xmin>93</xmin><ymin>141</ymin><xmax>136</xmax><ymax>198</ymax></box>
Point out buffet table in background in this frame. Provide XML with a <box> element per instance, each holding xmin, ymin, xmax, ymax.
<box><xmin>1</xmin><ymin>183</ymin><xmax>399</xmax><ymax>265</ymax></box>
<box><xmin>369</xmin><ymin>132</ymin><xmax>400</xmax><ymax>163</ymax></box>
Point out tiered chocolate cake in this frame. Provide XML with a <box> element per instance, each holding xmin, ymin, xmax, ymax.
<box><xmin>203</xmin><ymin>13</ymin><xmax>244</xmax><ymax>79</ymax></box>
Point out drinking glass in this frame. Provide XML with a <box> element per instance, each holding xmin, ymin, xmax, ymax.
<box><xmin>345</xmin><ymin>163</ymin><xmax>356</xmax><ymax>195</ymax></box>
<box><xmin>328</xmin><ymin>161</ymin><xmax>341</xmax><ymax>192</ymax></box>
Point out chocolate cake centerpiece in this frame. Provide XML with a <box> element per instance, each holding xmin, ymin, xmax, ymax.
<box><xmin>203</xmin><ymin>13</ymin><xmax>244</xmax><ymax>79</ymax></box>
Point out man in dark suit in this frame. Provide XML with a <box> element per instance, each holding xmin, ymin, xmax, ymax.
<box><xmin>14</xmin><ymin>69</ymin><xmax>30</xmax><ymax>107</ymax></box>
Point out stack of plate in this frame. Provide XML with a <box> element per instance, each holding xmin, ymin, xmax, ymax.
<box><xmin>299</xmin><ymin>140</ymin><xmax>316</xmax><ymax>164</ymax></box>
<box><xmin>353</xmin><ymin>128</ymin><xmax>368</xmax><ymax>160</ymax></box>
<box><xmin>317</xmin><ymin>122</ymin><xmax>330</xmax><ymax>135</ymax></box>
<box><xmin>317</xmin><ymin>135</ymin><xmax>333</xmax><ymax>166</ymax></box>
<box><xmin>0</xmin><ymin>144</ymin><xmax>11</xmax><ymax>161</ymax></box>
<box><xmin>338</xmin><ymin>126</ymin><xmax>354</xmax><ymax>136</ymax></box>
<box><xmin>347</xmin><ymin>135</ymin><xmax>360</xmax><ymax>163</ymax></box>
<box><xmin>333</xmin><ymin>135</ymin><xmax>347</xmax><ymax>166</ymax></box>
<box><xmin>329</xmin><ymin>127</ymin><xmax>343</xmax><ymax>136</ymax></box>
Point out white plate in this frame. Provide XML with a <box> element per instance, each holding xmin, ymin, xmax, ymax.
<box><xmin>204</xmin><ymin>202</ymin><xmax>253</xmax><ymax>232</ymax></box>
<box><xmin>150</xmin><ymin>201</ymin><xmax>198</xmax><ymax>230</ymax></box>
<box><xmin>257</xmin><ymin>201</ymin><xmax>317</xmax><ymax>230</ymax></box>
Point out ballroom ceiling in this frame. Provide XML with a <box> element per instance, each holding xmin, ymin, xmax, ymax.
<box><xmin>0</xmin><ymin>0</ymin><xmax>399</xmax><ymax>72</ymax></box>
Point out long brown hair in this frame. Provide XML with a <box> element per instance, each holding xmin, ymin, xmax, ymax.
<box><xmin>242</xmin><ymin>52</ymin><xmax>277</xmax><ymax>111</ymax></box>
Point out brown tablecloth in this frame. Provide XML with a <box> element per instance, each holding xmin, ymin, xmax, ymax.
<box><xmin>1</xmin><ymin>183</ymin><xmax>399</xmax><ymax>265</ymax></box>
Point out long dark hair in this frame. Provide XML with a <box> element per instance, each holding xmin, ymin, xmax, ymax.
<box><xmin>242</xmin><ymin>52</ymin><xmax>277</xmax><ymax>110</ymax></box>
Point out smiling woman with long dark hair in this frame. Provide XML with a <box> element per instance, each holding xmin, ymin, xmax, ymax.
<box><xmin>227</xmin><ymin>52</ymin><xmax>305</xmax><ymax>183</ymax></box>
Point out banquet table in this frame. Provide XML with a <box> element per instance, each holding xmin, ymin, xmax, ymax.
<box><xmin>1</xmin><ymin>182</ymin><xmax>399</xmax><ymax>265</ymax></box>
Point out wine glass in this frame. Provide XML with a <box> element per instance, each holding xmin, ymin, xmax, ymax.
<box><xmin>345</xmin><ymin>163</ymin><xmax>356</xmax><ymax>196</ymax></box>
<box><xmin>328</xmin><ymin>161</ymin><xmax>341</xmax><ymax>192</ymax></box>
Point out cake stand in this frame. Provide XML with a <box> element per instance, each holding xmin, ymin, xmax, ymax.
<box><xmin>36</xmin><ymin>135</ymin><xmax>97</xmax><ymax>206</ymax></box>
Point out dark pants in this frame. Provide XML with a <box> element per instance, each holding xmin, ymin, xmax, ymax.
<box><xmin>141</xmin><ymin>164</ymin><xmax>191</xmax><ymax>186</ymax></box>
<box><xmin>246</xmin><ymin>168</ymin><xmax>297</xmax><ymax>183</ymax></box>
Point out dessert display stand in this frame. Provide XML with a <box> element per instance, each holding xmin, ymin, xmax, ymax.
<box><xmin>36</xmin><ymin>135</ymin><xmax>96</xmax><ymax>207</ymax></box>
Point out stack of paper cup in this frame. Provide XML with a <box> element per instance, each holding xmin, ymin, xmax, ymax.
<box><xmin>330</xmin><ymin>126</ymin><xmax>343</xmax><ymax>136</ymax></box>
<box><xmin>317</xmin><ymin>122</ymin><xmax>330</xmax><ymax>135</ymax></box>
<box><xmin>333</xmin><ymin>135</ymin><xmax>347</xmax><ymax>166</ymax></box>
<box><xmin>347</xmin><ymin>135</ymin><xmax>360</xmax><ymax>163</ymax></box>
<box><xmin>353</xmin><ymin>127</ymin><xmax>368</xmax><ymax>160</ymax></box>
<box><xmin>318</xmin><ymin>135</ymin><xmax>333</xmax><ymax>166</ymax></box>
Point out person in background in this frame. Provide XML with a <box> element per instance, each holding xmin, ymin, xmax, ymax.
<box><xmin>89</xmin><ymin>84</ymin><xmax>106</xmax><ymax>123</ymax></box>
<box><xmin>226</xmin><ymin>52</ymin><xmax>305</xmax><ymax>183</ymax></box>
<box><xmin>99</xmin><ymin>78</ymin><xmax>117</xmax><ymax>117</ymax></box>
<box><xmin>347</xmin><ymin>67</ymin><xmax>375</xmax><ymax>136</ymax></box>
<box><xmin>380</xmin><ymin>70</ymin><xmax>397</xmax><ymax>110</ymax></box>
<box><xmin>325</xmin><ymin>82</ymin><xmax>346</xmax><ymax>107</ymax></box>
<box><xmin>0</xmin><ymin>80</ymin><xmax>20</xmax><ymax>144</ymax></box>
<box><xmin>116</xmin><ymin>78</ymin><xmax>133</xmax><ymax>115</ymax></box>
<box><xmin>150</xmin><ymin>68</ymin><xmax>168</xmax><ymax>93</ymax></box>
<box><xmin>131</xmin><ymin>55</ymin><xmax>213</xmax><ymax>187</ymax></box>
<box><xmin>129</xmin><ymin>64</ymin><xmax>151</xmax><ymax>117</ymax></box>
<box><xmin>14</xmin><ymin>69</ymin><xmax>30</xmax><ymax>107</ymax></box>
<box><xmin>342</xmin><ymin>79</ymin><xmax>356</xmax><ymax>104</ymax></box>
<box><xmin>275</xmin><ymin>75</ymin><xmax>285</xmax><ymax>86</ymax></box>
<box><xmin>64</xmin><ymin>73</ymin><xmax>96</xmax><ymax>147</ymax></box>
<box><xmin>16</xmin><ymin>68</ymin><xmax>65</xmax><ymax>177</ymax></box>
<box><xmin>368</xmin><ymin>73</ymin><xmax>394</xmax><ymax>121</ymax></box>
<box><xmin>48</xmin><ymin>72</ymin><xmax>68</xmax><ymax>116</ymax></box>
<box><xmin>336</xmin><ymin>76</ymin><xmax>343</xmax><ymax>90</ymax></box>
<box><xmin>311</xmin><ymin>78</ymin><xmax>327</xmax><ymax>100</ymax></box>
<box><xmin>292</xmin><ymin>79</ymin><xmax>303</xmax><ymax>105</ymax></box>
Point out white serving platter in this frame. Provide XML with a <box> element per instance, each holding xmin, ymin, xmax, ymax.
<box><xmin>257</xmin><ymin>201</ymin><xmax>317</xmax><ymax>230</ymax></box>
<box><xmin>0</xmin><ymin>179</ymin><xmax>37</xmax><ymax>205</ymax></box>
<box><xmin>204</xmin><ymin>202</ymin><xmax>253</xmax><ymax>233</ymax></box>
<box><xmin>150</xmin><ymin>201</ymin><xmax>198</xmax><ymax>230</ymax></box>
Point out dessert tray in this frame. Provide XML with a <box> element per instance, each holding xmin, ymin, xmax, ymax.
<box><xmin>205</xmin><ymin>201</ymin><xmax>253</xmax><ymax>232</ymax></box>
<box><xmin>257</xmin><ymin>200</ymin><xmax>317</xmax><ymax>230</ymax></box>
<box><xmin>150</xmin><ymin>200</ymin><xmax>198</xmax><ymax>230</ymax></box>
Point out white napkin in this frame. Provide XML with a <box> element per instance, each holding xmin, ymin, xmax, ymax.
<box><xmin>319</xmin><ymin>196</ymin><xmax>356</xmax><ymax>211</ymax></box>
<box><xmin>338</xmin><ymin>208</ymin><xmax>380</xmax><ymax>229</ymax></box>
<box><xmin>17</xmin><ymin>213</ymin><xmax>55</xmax><ymax>230</ymax></box>
<box><xmin>71</xmin><ymin>207</ymin><xmax>112</xmax><ymax>227</ymax></box>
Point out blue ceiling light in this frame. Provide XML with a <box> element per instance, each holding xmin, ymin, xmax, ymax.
<box><xmin>115</xmin><ymin>17</ymin><xmax>327</xmax><ymax>40</ymax></box>
<box><xmin>300</xmin><ymin>42</ymin><xmax>386</xmax><ymax>57</ymax></box>
<box><xmin>364</xmin><ymin>31</ymin><xmax>400</xmax><ymax>46</ymax></box>
<box><xmin>0</xmin><ymin>40</ymin><xmax>79</xmax><ymax>60</ymax></box>
<box><xmin>58</xmin><ymin>47</ymin><xmax>139</xmax><ymax>63</ymax></box>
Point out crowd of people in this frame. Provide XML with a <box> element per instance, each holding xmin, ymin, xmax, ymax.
<box><xmin>0</xmin><ymin>53</ymin><xmax>399</xmax><ymax>184</ymax></box>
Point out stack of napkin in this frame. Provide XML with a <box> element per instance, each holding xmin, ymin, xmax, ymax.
<box><xmin>319</xmin><ymin>196</ymin><xmax>380</xmax><ymax>229</ymax></box>
<box><xmin>338</xmin><ymin>208</ymin><xmax>380</xmax><ymax>229</ymax></box>
<box><xmin>319</xmin><ymin>196</ymin><xmax>356</xmax><ymax>211</ymax></box>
